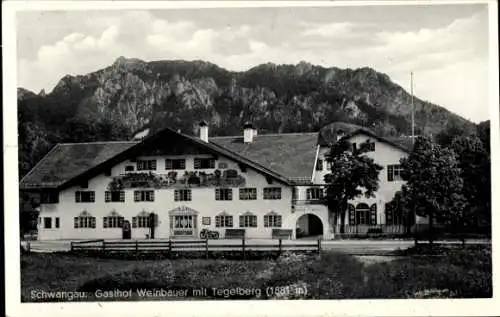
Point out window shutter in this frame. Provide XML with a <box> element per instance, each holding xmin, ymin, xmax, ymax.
<box><xmin>134</xmin><ymin>191</ymin><xmax>140</xmax><ymax>202</ymax></box>
<box><xmin>74</xmin><ymin>217</ymin><xmax>79</xmax><ymax>228</ymax></box>
<box><xmin>194</xmin><ymin>158</ymin><xmax>201</xmax><ymax>169</ymax></box>
<box><xmin>387</xmin><ymin>165</ymin><xmax>394</xmax><ymax>181</ymax></box>
<box><xmin>348</xmin><ymin>204</ymin><xmax>356</xmax><ymax>225</ymax></box>
<box><xmin>75</xmin><ymin>192</ymin><xmax>80</xmax><ymax>203</ymax></box>
<box><xmin>151</xmin><ymin>160</ymin><xmax>157</xmax><ymax>170</ymax></box>
<box><xmin>209</xmin><ymin>159</ymin><xmax>215</xmax><ymax>168</ymax></box>
<box><xmin>264</xmin><ymin>216</ymin><xmax>269</xmax><ymax>227</ymax></box>
<box><xmin>370</xmin><ymin>204</ymin><xmax>377</xmax><ymax>225</ymax></box>
<box><xmin>385</xmin><ymin>204</ymin><xmax>392</xmax><ymax>225</ymax></box>
<box><xmin>228</xmin><ymin>189</ymin><xmax>233</xmax><ymax>200</ymax></box>
<box><xmin>120</xmin><ymin>191</ymin><xmax>125</xmax><ymax>202</ymax></box>
<box><xmin>150</xmin><ymin>191</ymin><xmax>155</xmax><ymax>201</ymax></box>
<box><xmin>215</xmin><ymin>189</ymin><xmax>220</xmax><ymax>200</ymax></box>
<box><xmin>105</xmin><ymin>191</ymin><xmax>110</xmax><ymax>203</ymax></box>
<box><xmin>239</xmin><ymin>216</ymin><xmax>244</xmax><ymax>227</ymax></box>
<box><xmin>103</xmin><ymin>217</ymin><xmax>108</xmax><ymax>228</ymax></box>
<box><xmin>180</xmin><ymin>159</ymin><xmax>186</xmax><ymax>169</ymax></box>
<box><xmin>90</xmin><ymin>192</ymin><xmax>95</xmax><ymax>202</ymax></box>
<box><xmin>132</xmin><ymin>217</ymin><xmax>137</xmax><ymax>228</ymax></box>
<box><xmin>90</xmin><ymin>217</ymin><xmax>96</xmax><ymax>228</ymax></box>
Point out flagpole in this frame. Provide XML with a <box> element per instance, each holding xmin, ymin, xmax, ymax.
<box><xmin>411</xmin><ymin>72</ymin><xmax>415</xmax><ymax>144</ymax></box>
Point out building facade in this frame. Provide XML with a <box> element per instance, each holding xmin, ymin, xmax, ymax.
<box><xmin>20</xmin><ymin>123</ymin><xmax>417</xmax><ymax>241</ymax></box>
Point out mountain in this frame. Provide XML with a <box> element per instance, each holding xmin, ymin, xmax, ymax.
<box><xmin>18</xmin><ymin>56</ymin><xmax>476</xmax><ymax>177</ymax></box>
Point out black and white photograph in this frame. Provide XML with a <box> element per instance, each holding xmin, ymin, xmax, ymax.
<box><xmin>3</xmin><ymin>0</ymin><xmax>499</xmax><ymax>316</ymax></box>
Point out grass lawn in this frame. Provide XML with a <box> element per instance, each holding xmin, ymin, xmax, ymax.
<box><xmin>21</xmin><ymin>246</ymin><xmax>491</xmax><ymax>301</ymax></box>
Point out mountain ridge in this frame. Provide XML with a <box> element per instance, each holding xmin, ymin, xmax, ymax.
<box><xmin>17</xmin><ymin>56</ymin><xmax>476</xmax><ymax>177</ymax></box>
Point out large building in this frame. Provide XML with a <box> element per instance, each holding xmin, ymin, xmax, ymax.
<box><xmin>19</xmin><ymin>122</ymin><xmax>420</xmax><ymax>241</ymax></box>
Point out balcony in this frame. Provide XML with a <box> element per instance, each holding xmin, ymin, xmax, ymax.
<box><xmin>292</xmin><ymin>199</ymin><xmax>324</xmax><ymax>205</ymax></box>
<box><xmin>109</xmin><ymin>170</ymin><xmax>246</xmax><ymax>190</ymax></box>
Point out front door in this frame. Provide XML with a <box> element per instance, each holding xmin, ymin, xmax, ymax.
<box><xmin>122</xmin><ymin>220</ymin><xmax>131</xmax><ymax>239</ymax></box>
<box><xmin>172</xmin><ymin>215</ymin><xmax>197</xmax><ymax>237</ymax></box>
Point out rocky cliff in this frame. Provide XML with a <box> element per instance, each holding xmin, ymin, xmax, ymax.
<box><xmin>18</xmin><ymin>56</ymin><xmax>475</xmax><ymax>176</ymax></box>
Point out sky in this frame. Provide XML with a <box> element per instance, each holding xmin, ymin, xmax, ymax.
<box><xmin>16</xmin><ymin>4</ymin><xmax>491</xmax><ymax>122</ymax></box>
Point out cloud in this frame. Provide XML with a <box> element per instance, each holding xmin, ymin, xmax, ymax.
<box><xmin>17</xmin><ymin>8</ymin><xmax>490</xmax><ymax>122</ymax></box>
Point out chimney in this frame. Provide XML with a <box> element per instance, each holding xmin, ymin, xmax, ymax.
<box><xmin>243</xmin><ymin>122</ymin><xmax>255</xmax><ymax>143</ymax></box>
<box><xmin>199</xmin><ymin>121</ymin><xmax>208</xmax><ymax>142</ymax></box>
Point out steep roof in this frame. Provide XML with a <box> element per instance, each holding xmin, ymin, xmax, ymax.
<box><xmin>210</xmin><ymin>132</ymin><xmax>319</xmax><ymax>180</ymax></box>
<box><xmin>20</xmin><ymin>142</ymin><xmax>138</xmax><ymax>189</ymax></box>
<box><xmin>21</xmin><ymin>128</ymin><xmax>295</xmax><ymax>191</ymax></box>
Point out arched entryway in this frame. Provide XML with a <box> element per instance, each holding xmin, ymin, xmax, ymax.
<box><xmin>296</xmin><ymin>214</ymin><xmax>324</xmax><ymax>239</ymax></box>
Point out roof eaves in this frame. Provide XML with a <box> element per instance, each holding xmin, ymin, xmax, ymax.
<box><xmin>19</xmin><ymin>144</ymin><xmax>61</xmax><ymax>190</ymax></box>
<box><xmin>341</xmin><ymin>129</ymin><xmax>411</xmax><ymax>154</ymax></box>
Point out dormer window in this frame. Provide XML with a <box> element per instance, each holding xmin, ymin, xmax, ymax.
<box><xmin>316</xmin><ymin>159</ymin><xmax>324</xmax><ymax>171</ymax></box>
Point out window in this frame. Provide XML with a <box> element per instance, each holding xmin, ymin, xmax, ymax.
<box><xmin>137</xmin><ymin>159</ymin><xmax>157</xmax><ymax>171</ymax></box>
<box><xmin>239</xmin><ymin>213</ymin><xmax>257</xmax><ymax>228</ymax></box>
<box><xmin>355</xmin><ymin>203</ymin><xmax>370</xmax><ymax>225</ymax></box>
<box><xmin>387</xmin><ymin>164</ymin><xmax>403</xmax><ymax>181</ymax></box>
<box><xmin>366</xmin><ymin>141</ymin><xmax>376</xmax><ymax>152</ymax></box>
<box><xmin>263</xmin><ymin>187</ymin><xmax>282</xmax><ymax>200</ymax></box>
<box><xmin>194</xmin><ymin>158</ymin><xmax>215</xmax><ymax>169</ymax></box>
<box><xmin>125</xmin><ymin>165</ymin><xmax>135</xmax><ymax>172</ymax></box>
<box><xmin>132</xmin><ymin>212</ymin><xmax>150</xmax><ymax>228</ymax></box>
<box><xmin>351</xmin><ymin>143</ymin><xmax>357</xmax><ymax>152</ymax></box>
<box><xmin>75</xmin><ymin>191</ymin><xmax>95</xmax><ymax>203</ymax></box>
<box><xmin>306</xmin><ymin>187</ymin><xmax>324</xmax><ymax>200</ymax></box>
<box><xmin>44</xmin><ymin>217</ymin><xmax>52</xmax><ymax>229</ymax></box>
<box><xmin>174</xmin><ymin>189</ymin><xmax>192</xmax><ymax>201</ymax></box>
<box><xmin>215</xmin><ymin>188</ymin><xmax>232</xmax><ymax>201</ymax></box>
<box><xmin>103</xmin><ymin>211</ymin><xmax>124</xmax><ymax>228</ymax></box>
<box><xmin>41</xmin><ymin>191</ymin><xmax>59</xmax><ymax>204</ymax></box>
<box><xmin>292</xmin><ymin>187</ymin><xmax>298</xmax><ymax>200</ymax></box>
<box><xmin>316</xmin><ymin>159</ymin><xmax>324</xmax><ymax>171</ymax></box>
<box><xmin>134</xmin><ymin>190</ymin><xmax>155</xmax><ymax>202</ymax></box>
<box><xmin>239</xmin><ymin>188</ymin><xmax>257</xmax><ymax>200</ymax></box>
<box><xmin>74</xmin><ymin>211</ymin><xmax>96</xmax><ymax>229</ymax></box>
<box><xmin>105</xmin><ymin>191</ymin><xmax>125</xmax><ymax>203</ymax></box>
<box><xmin>55</xmin><ymin>217</ymin><xmax>60</xmax><ymax>228</ymax></box>
<box><xmin>165</xmin><ymin>159</ymin><xmax>186</xmax><ymax>170</ymax></box>
<box><xmin>264</xmin><ymin>213</ymin><xmax>282</xmax><ymax>228</ymax></box>
<box><xmin>218</xmin><ymin>162</ymin><xmax>228</xmax><ymax>169</ymax></box>
<box><xmin>215</xmin><ymin>214</ymin><xmax>233</xmax><ymax>228</ymax></box>
<box><xmin>352</xmin><ymin>203</ymin><xmax>377</xmax><ymax>225</ymax></box>
<box><xmin>385</xmin><ymin>203</ymin><xmax>403</xmax><ymax>225</ymax></box>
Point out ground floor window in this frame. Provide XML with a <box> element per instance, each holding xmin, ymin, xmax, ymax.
<box><xmin>215</xmin><ymin>214</ymin><xmax>233</xmax><ymax>228</ymax></box>
<box><xmin>103</xmin><ymin>211</ymin><xmax>124</xmax><ymax>228</ymax></box>
<box><xmin>348</xmin><ymin>203</ymin><xmax>377</xmax><ymax>225</ymax></box>
<box><xmin>74</xmin><ymin>211</ymin><xmax>96</xmax><ymax>228</ymax></box>
<box><xmin>239</xmin><ymin>213</ymin><xmax>257</xmax><ymax>228</ymax></box>
<box><xmin>132</xmin><ymin>213</ymin><xmax>150</xmax><ymax>228</ymax></box>
<box><xmin>385</xmin><ymin>203</ymin><xmax>403</xmax><ymax>225</ymax></box>
<box><xmin>264</xmin><ymin>213</ymin><xmax>282</xmax><ymax>227</ymax></box>
<box><xmin>55</xmin><ymin>217</ymin><xmax>60</xmax><ymax>228</ymax></box>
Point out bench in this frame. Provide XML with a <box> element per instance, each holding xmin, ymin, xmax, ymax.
<box><xmin>272</xmin><ymin>229</ymin><xmax>293</xmax><ymax>239</ymax></box>
<box><xmin>225</xmin><ymin>229</ymin><xmax>246</xmax><ymax>239</ymax></box>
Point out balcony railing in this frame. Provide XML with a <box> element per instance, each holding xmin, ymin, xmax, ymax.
<box><xmin>109</xmin><ymin>171</ymin><xmax>246</xmax><ymax>190</ymax></box>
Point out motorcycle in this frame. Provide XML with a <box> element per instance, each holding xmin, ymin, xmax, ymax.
<box><xmin>200</xmin><ymin>229</ymin><xmax>220</xmax><ymax>240</ymax></box>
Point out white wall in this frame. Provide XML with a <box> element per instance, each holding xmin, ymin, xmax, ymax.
<box><xmin>37</xmin><ymin>154</ymin><xmax>293</xmax><ymax>240</ymax></box>
<box><xmin>308</xmin><ymin>134</ymin><xmax>415</xmax><ymax>230</ymax></box>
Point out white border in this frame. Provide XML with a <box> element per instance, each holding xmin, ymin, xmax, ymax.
<box><xmin>3</xmin><ymin>1</ymin><xmax>499</xmax><ymax>317</ymax></box>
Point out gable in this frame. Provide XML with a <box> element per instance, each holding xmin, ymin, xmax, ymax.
<box><xmin>21</xmin><ymin>128</ymin><xmax>293</xmax><ymax>191</ymax></box>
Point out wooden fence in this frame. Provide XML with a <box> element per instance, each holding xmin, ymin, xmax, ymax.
<box><xmin>70</xmin><ymin>238</ymin><xmax>321</xmax><ymax>258</ymax></box>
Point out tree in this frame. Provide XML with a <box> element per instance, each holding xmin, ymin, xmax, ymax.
<box><xmin>450</xmin><ymin>135</ymin><xmax>491</xmax><ymax>229</ymax></box>
<box><xmin>435</xmin><ymin>120</ymin><xmax>470</xmax><ymax>147</ymax></box>
<box><xmin>323</xmin><ymin>139</ymin><xmax>383</xmax><ymax>234</ymax></box>
<box><xmin>399</xmin><ymin>136</ymin><xmax>466</xmax><ymax>243</ymax></box>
